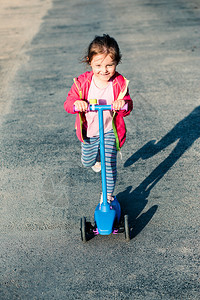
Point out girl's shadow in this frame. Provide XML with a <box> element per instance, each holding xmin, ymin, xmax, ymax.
<box><xmin>118</xmin><ymin>106</ymin><xmax>200</xmax><ymax>239</ymax></box>
<box><xmin>117</xmin><ymin>186</ymin><xmax>158</xmax><ymax>239</ymax></box>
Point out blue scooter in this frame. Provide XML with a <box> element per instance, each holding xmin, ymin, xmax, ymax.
<box><xmin>75</xmin><ymin>101</ymin><xmax>130</xmax><ymax>242</ymax></box>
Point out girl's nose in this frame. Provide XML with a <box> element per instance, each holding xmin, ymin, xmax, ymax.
<box><xmin>101</xmin><ymin>66</ymin><xmax>107</xmax><ymax>73</ymax></box>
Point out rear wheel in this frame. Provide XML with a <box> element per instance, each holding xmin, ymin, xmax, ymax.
<box><xmin>124</xmin><ymin>215</ymin><xmax>130</xmax><ymax>241</ymax></box>
<box><xmin>80</xmin><ymin>217</ymin><xmax>87</xmax><ymax>243</ymax></box>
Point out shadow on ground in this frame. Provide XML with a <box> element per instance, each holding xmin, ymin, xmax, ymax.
<box><xmin>117</xmin><ymin>106</ymin><xmax>200</xmax><ymax>239</ymax></box>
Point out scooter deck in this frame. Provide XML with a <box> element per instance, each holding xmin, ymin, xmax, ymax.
<box><xmin>94</xmin><ymin>197</ymin><xmax>121</xmax><ymax>235</ymax></box>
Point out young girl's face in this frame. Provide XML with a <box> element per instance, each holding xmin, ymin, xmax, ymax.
<box><xmin>90</xmin><ymin>53</ymin><xmax>117</xmax><ymax>84</ymax></box>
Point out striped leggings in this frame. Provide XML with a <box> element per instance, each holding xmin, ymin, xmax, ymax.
<box><xmin>81</xmin><ymin>130</ymin><xmax>117</xmax><ymax>194</ymax></box>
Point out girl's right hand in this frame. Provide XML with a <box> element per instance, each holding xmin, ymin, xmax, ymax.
<box><xmin>74</xmin><ymin>100</ymin><xmax>88</xmax><ymax>112</ymax></box>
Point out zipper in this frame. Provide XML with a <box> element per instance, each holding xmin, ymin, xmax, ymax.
<box><xmin>73</xmin><ymin>78</ymin><xmax>82</xmax><ymax>99</ymax></box>
<box><xmin>112</xmin><ymin>77</ymin><xmax>129</xmax><ymax>151</ymax></box>
<box><xmin>112</xmin><ymin>111</ymin><xmax>120</xmax><ymax>151</ymax></box>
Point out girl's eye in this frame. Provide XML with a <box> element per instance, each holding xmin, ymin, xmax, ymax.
<box><xmin>108</xmin><ymin>63</ymin><xmax>115</xmax><ymax>67</ymax></box>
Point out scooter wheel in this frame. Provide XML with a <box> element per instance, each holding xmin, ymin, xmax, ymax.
<box><xmin>80</xmin><ymin>217</ymin><xmax>87</xmax><ymax>243</ymax></box>
<box><xmin>124</xmin><ymin>215</ymin><xmax>130</xmax><ymax>241</ymax></box>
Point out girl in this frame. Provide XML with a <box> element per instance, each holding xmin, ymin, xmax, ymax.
<box><xmin>64</xmin><ymin>34</ymin><xmax>133</xmax><ymax>202</ymax></box>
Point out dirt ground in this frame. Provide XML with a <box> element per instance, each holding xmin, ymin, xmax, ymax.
<box><xmin>0</xmin><ymin>0</ymin><xmax>52</xmax><ymax>116</ymax></box>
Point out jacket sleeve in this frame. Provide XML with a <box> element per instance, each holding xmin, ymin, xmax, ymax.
<box><xmin>64</xmin><ymin>81</ymin><xmax>80</xmax><ymax>114</ymax></box>
<box><xmin>117</xmin><ymin>88</ymin><xmax>133</xmax><ymax>117</ymax></box>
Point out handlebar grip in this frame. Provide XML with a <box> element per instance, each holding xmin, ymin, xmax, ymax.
<box><xmin>123</xmin><ymin>103</ymin><xmax>128</xmax><ymax>111</ymax></box>
<box><xmin>112</xmin><ymin>103</ymin><xmax>128</xmax><ymax>111</ymax></box>
<box><xmin>73</xmin><ymin>105</ymin><xmax>89</xmax><ymax>112</ymax></box>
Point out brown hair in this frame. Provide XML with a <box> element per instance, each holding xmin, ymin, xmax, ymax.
<box><xmin>83</xmin><ymin>34</ymin><xmax>122</xmax><ymax>65</ymax></box>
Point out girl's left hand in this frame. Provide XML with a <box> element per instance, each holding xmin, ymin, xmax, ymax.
<box><xmin>112</xmin><ymin>99</ymin><xmax>125</xmax><ymax>111</ymax></box>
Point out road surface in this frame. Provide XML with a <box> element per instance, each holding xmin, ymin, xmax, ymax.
<box><xmin>0</xmin><ymin>0</ymin><xmax>199</xmax><ymax>299</ymax></box>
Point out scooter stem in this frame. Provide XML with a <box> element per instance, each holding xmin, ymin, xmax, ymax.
<box><xmin>73</xmin><ymin>102</ymin><xmax>128</xmax><ymax>210</ymax></box>
<box><xmin>98</xmin><ymin>107</ymin><xmax>110</xmax><ymax>210</ymax></box>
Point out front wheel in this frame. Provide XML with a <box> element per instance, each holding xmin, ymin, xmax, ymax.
<box><xmin>124</xmin><ymin>215</ymin><xmax>130</xmax><ymax>241</ymax></box>
<box><xmin>80</xmin><ymin>217</ymin><xmax>87</xmax><ymax>243</ymax></box>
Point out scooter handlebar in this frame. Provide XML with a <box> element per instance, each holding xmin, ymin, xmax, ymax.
<box><xmin>73</xmin><ymin>103</ymin><xmax>128</xmax><ymax>112</ymax></box>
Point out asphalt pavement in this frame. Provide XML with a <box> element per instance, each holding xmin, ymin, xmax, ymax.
<box><xmin>0</xmin><ymin>0</ymin><xmax>200</xmax><ymax>299</ymax></box>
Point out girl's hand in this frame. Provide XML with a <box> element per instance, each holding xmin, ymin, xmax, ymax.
<box><xmin>74</xmin><ymin>100</ymin><xmax>88</xmax><ymax>112</ymax></box>
<box><xmin>112</xmin><ymin>99</ymin><xmax>125</xmax><ymax>111</ymax></box>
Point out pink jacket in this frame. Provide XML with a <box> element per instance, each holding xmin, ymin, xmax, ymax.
<box><xmin>64</xmin><ymin>71</ymin><xmax>133</xmax><ymax>150</ymax></box>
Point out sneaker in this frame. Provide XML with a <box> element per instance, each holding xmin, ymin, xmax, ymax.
<box><xmin>107</xmin><ymin>194</ymin><xmax>115</xmax><ymax>203</ymax></box>
<box><xmin>100</xmin><ymin>193</ymin><xmax>114</xmax><ymax>204</ymax></box>
<box><xmin>100</xmin><ymin>193</ymin><xmax>103</xmax><ymax>204</ymax></box>
<box><xmin>91</xmin><ymin>162</ymin><xmax>101</xmax><ymax>172</ymax></box>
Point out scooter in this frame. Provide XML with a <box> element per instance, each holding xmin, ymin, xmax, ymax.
<box><xmin>74</xmin><ymin>100</ymin><xmax>130</xmax><ymax>242</ymax></box>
